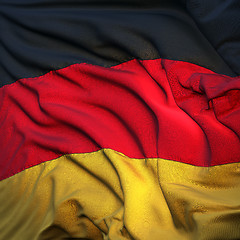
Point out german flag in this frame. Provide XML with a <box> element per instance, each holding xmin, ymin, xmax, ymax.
<box><xmin>1</xmin><ymin>1</ymin><xmax>240</xmax><ymax>239</ymax></box>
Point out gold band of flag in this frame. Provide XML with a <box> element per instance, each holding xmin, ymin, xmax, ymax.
<box><xmin>1</xmin><ymin>149</ymin><xmax>240</xmax><ymax>240</ymax></box>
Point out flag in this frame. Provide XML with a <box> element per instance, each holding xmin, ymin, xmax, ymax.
<box><xmin>0</xmin><ymin>0</ymin><xmax>240</xmax><ymax>239</ymax></box>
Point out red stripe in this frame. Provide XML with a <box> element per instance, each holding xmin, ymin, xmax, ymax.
<box><xmin>1</xmin><ymin>59</ymin><xmax>240</xmax><ymax>180</ymax></box>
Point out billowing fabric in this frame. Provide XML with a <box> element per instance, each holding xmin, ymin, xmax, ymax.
<box><xmin>0</xmin><ymin>0</ymin><xmax>240</xmax><ymax>240</ymax></box>
<box><xmin>1</xmin><ymin>149</ymin><xmax>240</xmax><ymax>240</ymax></box>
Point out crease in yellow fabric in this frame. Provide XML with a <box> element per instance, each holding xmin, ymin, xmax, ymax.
<box><xmin>0</xmin><ymin>149</ymin><xmax>240</xmax><ymax>240</ymax></box>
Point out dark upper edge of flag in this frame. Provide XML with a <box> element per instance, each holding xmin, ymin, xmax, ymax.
<box><xmin>0</xmin><ymin>0</ymin><xmax>236</xmax><ymax>87</ymax></box>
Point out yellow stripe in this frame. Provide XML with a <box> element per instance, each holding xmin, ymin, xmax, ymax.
<box><xmin>1</xmin><ymin>149</ymin><xmax>240</xmax><ymax>240</ymax></box>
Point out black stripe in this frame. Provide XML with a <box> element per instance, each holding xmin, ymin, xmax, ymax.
<box><xmin>0</xmin><ymin>0</ymin><xmax>235</xmax><ymax>87</ymax></box>
<box><xmin>186</xmin><ymin>0</ymin><xmax>240</xmax><ymax>76</ymax></box>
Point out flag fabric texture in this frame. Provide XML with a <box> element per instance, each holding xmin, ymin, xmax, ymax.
<box><xmin>0</xmin><ymin>0</ymin><xmax>240</xmax><ymax>239</ymax></box>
